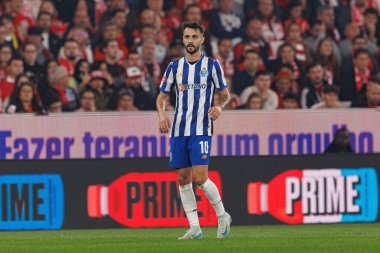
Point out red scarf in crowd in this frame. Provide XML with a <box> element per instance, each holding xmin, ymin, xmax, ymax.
<box><xmin>354</xmin><ymin>67</ymin><xmax>371</xmax><ymax>92</ymax></box>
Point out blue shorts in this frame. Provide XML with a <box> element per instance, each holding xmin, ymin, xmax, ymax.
<box><xmin>170</xmin><ymin>136</ymin><xmax>212</xmax><ymax>169</ymax></box>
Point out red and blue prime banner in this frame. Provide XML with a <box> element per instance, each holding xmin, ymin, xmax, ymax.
<box><xmin>0</xmin><ymin>154</ymin><xmax>379</xmax><ymax>230</ymax></box>
<box><xmin>0</xmin><ymin>110</ymin><xmax>379</xmax><ymax>160</ymax></box>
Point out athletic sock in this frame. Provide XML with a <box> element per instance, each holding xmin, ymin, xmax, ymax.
<box><xmin>179</xmin><ymin>183</ymin><xmax>200</xmax><ymax>228</ymax></box>
<box><xmin>199</xmin><ymin>178</ymin><xmax>226</xmax><ymax>219</ymax></box>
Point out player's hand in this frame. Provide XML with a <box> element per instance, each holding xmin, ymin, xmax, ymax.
<box><xmin>208</xmin><ymin>106</ymin><xmax>222</xmax><ymax>121</ymax></box>
<box><xmin>159</xmin><ymin>112</ymin><xmax>171</xmax><ymax>133</ymax></box>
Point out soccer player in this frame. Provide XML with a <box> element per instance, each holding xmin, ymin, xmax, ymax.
<box><xmin>156</xmin><ymin>22</ymin><xmax>231</xmax><ymax>240</ymax></box>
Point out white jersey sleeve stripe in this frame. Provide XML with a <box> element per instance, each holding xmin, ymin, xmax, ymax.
<box><xmin>212</xmin><ymin>60</ymin><xmax>228</xmax><ymax>90</ymax></box>
<box><xmin>159</xmin><ymin>62</ymin><xmax>174</xmax><ymax>94</ymax></box>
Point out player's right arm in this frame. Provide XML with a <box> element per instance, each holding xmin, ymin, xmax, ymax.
<box><xmin>157</xmin><ymin>62</ymin><xmax>174</xmax><ymax>133</ymax></box>
<box><xmin>156</xmin><ymin>92</ymin><xmax>171</xmax><ymax>133</ymax></box>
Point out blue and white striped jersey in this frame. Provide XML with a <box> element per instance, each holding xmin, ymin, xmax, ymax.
<box><xmin>160</xmin><ymin>54</ymin><xmax>227</xmax><ymax>137</ymax></box>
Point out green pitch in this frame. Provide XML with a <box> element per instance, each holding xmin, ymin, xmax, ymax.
<box><xmin>1</xmin><ymin>224</ymin><xmax>379</xmax><ymax>253</ymax></box>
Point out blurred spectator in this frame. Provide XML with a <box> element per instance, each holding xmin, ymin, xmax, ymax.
<box><xmin>0</xmin><ymin>56</ymin><xmax>23</xmax><ymax>109</ymax></box>
<box><xmin>91</xmin><ymin>61</ymin><xmax>115</xmax><ymax>86</ymax></box>
<box><xmin>209</xmin><ymin>0</ymin><xmax>245</xmax><ymax>40</ymax></box>
<box><xmin>72</xmin><ymin>4</ymin><xmax>94</xmax><ymax>33</ymax></box>
<box><xmin>110</xmin><ymin>8</ymin><xmax>134</xmax><ymax>49</ymax></box>
<box><xmin>300</xmin><ymin>62</ymin><xmax>326</xmax><ymax>108</ymax></box>
<box><xmin>315</xmin><ymin>37</ymin><xmax>340</xmax><ymax>85</ymax></box>
<box><xmin>240</xmin><ymin>70</ymin><xmax>278</xmax><ymax>109</ymax></box>
<box><xmin>146</xmin><ymin>0</ymin><xmax>181</xmax><ymax>31</ymax></box>
<box><xmin>360</xmin><ymin>8</ymin><xmax>379</xmax><ymax>45</ymax></box>
<box><xmin>58</xmin><ymin>39</ymin><xmax>81</xmax><ymax>76</ymax></box>
<box><xmin>0</xmin><ymin>22</ymin><xmax>6</xmax><ymax>44</ymax></box>
<box><xmin>286</xmin><ymin>22</ymin><xmax>311</xmax><ymax>64</ymax></box>
<box><xmin>282</xmin><ymin>91</ymin><xmax>300</xmax><ymax>109</ymax></box>
<box><xmin>84</xmin><ymin>70</ymin><xmax>113</xmax><ymax>111</ymax></box>
<box><xmin>116</xmin><ymin>91</ymin><xmax>139</xmax><ymax>111</ymax></box>
<box><xmin>324</xmin><ymin>127</ymin><xmax>353</xmax><ymax>153</ymax></box>
<box><xmin>351</xmin><ymin>0</ymin><xmax>379</xmax><ymax>27</ymax></box>
<box><xmin>39</xmin><ymin>0</ymin><xmax>68</xmax><ymax>38</ymax></box>
<box><xmin>22</xmin><ymin>42</ymin><xmax>43</xmax><ymax>84</ymax></box>
<box><xmin>20</xmin><ymin>0</ymin><xmax>42</xmax><ymax>20</ymax></box>
<box><xmin>164</xmin><ymin>39</ymin><xmax>184</xmax><ymax>66</ymax></box>
<box><xmin>100</xmin><ymin>39</ymin><xmax>125</xmax><ymax>82</ymax></box>
<box><xmin>273</xmin><ymin>68</ymin><xmax>296</xmax><ymax>108</ymax></box>
<box><xmin>73</xmin><ymin>59</ymin><xmax>90</xmax><ymax>90</ymax></box>
<box><xmin>0</xmin><ymin>43</ymin><xmax>12</xmax><ymax>81</ymax></box>
<box><xmin>304</xmin><ymin>20</ymin><xmax>326</xmax><ymax>55</ymax></box>
<box><xmin>67</xmin><ymin>26</ymin><xmax>93</xmax><ymax>64</ymax></box>
<box><xmin>100</xmin><ymin>0</ymin><xmax>138</xmax><ymax>31</ymax></box>
<box><xmin>343</xmin><ymin>31</ymin><xmax>378</xmax><ymax>58</ymax></box>
<box><xmin>0</xmin><ymin>13</ymin><xmax>21</xmax><ymax>50</ymax></box>
<box><xmin>37</xmin><ymin>11</ymin><xmax>62</xmax><ymax>58</ymax></box>
<box><xmin>48</xmin><ymin>66</ymin><xmax>79</xmax><ymax>112</ymax></box>
<box><xmin>340</xmin><ymin>48</ymin><xmax>374</xmax><ymax>101</ymax></box>
<box><xmin>175</xmin><ymin>0</ymin><xmax>214</xmax><ymax>14</ymax></box>
<box><xmin>7</xmin><ymin>0</ymin><xmax>33</xmax><ymax>41</ymax></box>
<box><xmin>6</xmin><ymin>81</ymin><xmax>43</xmax><ymax>113</ymax></box>
<box><xmin>45</xmin><ymin>90</ymin><xmax>62</xmax><ymax>113</ymax></box>
<box><xmin>109</xmin><ymin>66</ymin><xmax>156</xmax><ymax>110</ymax></box>
<box><xmin>38</xmin><ymin>58</ymin><xmax>58</xmax><ymax>105</ymax></box>
<box><xmin>269</xmin><ymin>43</ymin><xmax>304</xmax><ymax>80</ymax></box>
<box><xmin>94</xmin><ymin>22</ymin><xmax>129</xmax><ymax>62</ymax></box>
<box><xmin>311</xmin><ymin>85</ymin><xmax>342</xmax><ymax>109</ymax></box>
<box><xmin>214</xmin><ymin>38</ymin><xmax>234</xmax><ymax>80</ymax></box>
<box><xmin>232</xmin><ymin>50</ymin><xmax>260</xmax><ymax>95</ymax></box>
<box><xmin>352</xmin><ymin>76</ymin><xmax>380</xmax><ymax>107</ymax></box>
<box><xmin>76</xmin><ymin>89</ymin><xmax>97</xmax><ymax>112</ymax></box>
<box><xmin>25</xmin><ymin>26</ymin><xmax>51</xmax><ymax>67</ymax></box>
<box><xmin>283</xmin><ymin>0</ymin><xmax>310</xmax><ymax>33</ymax></box>
<box><xmin>125</xmin><ymin>50</ymin><xmax>142</xmax><ymax>68</ymax></box>
<box><xmin>14</xmin><ymin>73</ymin><xmax>30</xmax><ymax>89</ymax></box>
<box><xmin>134</xmin><ymin>24</ymin><xmax>167</xmax><ymax>64</ymax></box>
<box><xmin>317</xmin><ymin>6</ymin><xmax>340</xmax><ymax>43</ymax></box>
<box><xmin>339</xmin><ymin>22</ymin><xmax>361</xmax><ymax>58</ymax></box>
<box><xmin>140</xmin><ymin>39</ymin><xmax>161</xmax><ymax>86</ymax></box>
<box><xmin>133</xmin><ymin>8</ymin><xmax>173</xmax><ymax>46</ymax></box>
<box><xmin>256</xmin><ymin>0</ymin><xmax>284</xmax><ymax>43</ymax></box>
<box><xmin>244</xmin><ymin>92</ymin><xmax>263</xmax><ymax>110</ymax></box>
<box><xmin>234</xmin><ymin>18</ymin><xmax>271</xmax><ymax>65</ymax></box>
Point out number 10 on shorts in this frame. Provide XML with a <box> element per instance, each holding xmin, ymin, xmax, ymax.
<box><xmin>199</xmin><ymin>141</ymin><xmax>209</xmax><ymax>154</ymax></box>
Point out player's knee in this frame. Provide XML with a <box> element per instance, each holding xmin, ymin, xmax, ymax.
<box><xmin>177</xmin><ymin>174</ymin><xmax>191</xmax><ymax>185</ymax></box>
<box><xmin>193</xmin><ymin>175</ymin><xmax>207</xmax><ymax>186</ymax></box>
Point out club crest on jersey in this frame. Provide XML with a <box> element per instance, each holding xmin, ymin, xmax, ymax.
<box><xmin>177</xmin><ymin>72</ymin><xmax>183</xmax><ymax>78</ymax></box>
<box><xmin>200</xmin><ymin>67</ymin><xmax>208</xmax><ymax>77</ymax></box>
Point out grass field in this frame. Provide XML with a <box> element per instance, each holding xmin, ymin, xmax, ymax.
<box><xmin>1</xmin><ymin>224</ymin><xmax>379</xmax><ymax>253</ymax></box>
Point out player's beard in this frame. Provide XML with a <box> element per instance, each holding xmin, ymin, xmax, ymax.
<box><xmin>185</xmin><ymin>44</ymin><xmax>200</xmax><ymax>55</ymax></box>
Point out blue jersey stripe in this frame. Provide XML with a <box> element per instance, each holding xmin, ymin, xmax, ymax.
<box><xmin>203</xmin><ymin>58</ymin><xmax>214</xmax><ymax>135</ymax></box>
<box><xmin>190</xmin><ymin>60</ymin><xmax>202</xmax><ymax>134</ymax></box>
<box><xmin>178</xmin><ymin>61</ymin><xmax>189</xmax><ymax>136</ymax></box>
<box><xmin>170</xmin><ymin>60</ymin><xmax>180</xmax><ymax>137</ymax></box>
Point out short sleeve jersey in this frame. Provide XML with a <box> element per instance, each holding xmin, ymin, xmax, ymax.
<box><xmin>160</xmin><ymin>54</ymin><xmax>227</xmax><ymax>137</ymax></box>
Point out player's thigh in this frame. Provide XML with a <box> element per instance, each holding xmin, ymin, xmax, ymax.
<box><xmin>188</xmin><ymin>135</ymin><xmax>212</xmax><ymax>166</ymax></box>
<box><xmin>170</xmin><ymin>136</ymin><xmax>191</xmax><ymax>169</ymax></box>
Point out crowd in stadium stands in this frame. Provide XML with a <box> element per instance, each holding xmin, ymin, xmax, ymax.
<box><xmin>0</xmin><ymin>0</ymin><xmax>380</xmax><ymax>114</ymax></box>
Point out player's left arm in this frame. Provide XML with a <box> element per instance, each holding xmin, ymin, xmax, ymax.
<box><xmin>209</xmin><ymin>60</ymin><xmax>231</xmax><ymax>121</ymax></box>
<box><xmin>209</xmin><ymin>88</ymin><xmax>231</xmax><ymax>121</ymax></box>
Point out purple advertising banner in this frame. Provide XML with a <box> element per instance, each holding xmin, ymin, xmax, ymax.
<box><xmin>0</xmin><ymin>110</ymin><xmax>378</xmax><ymax>160</ymax></box>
